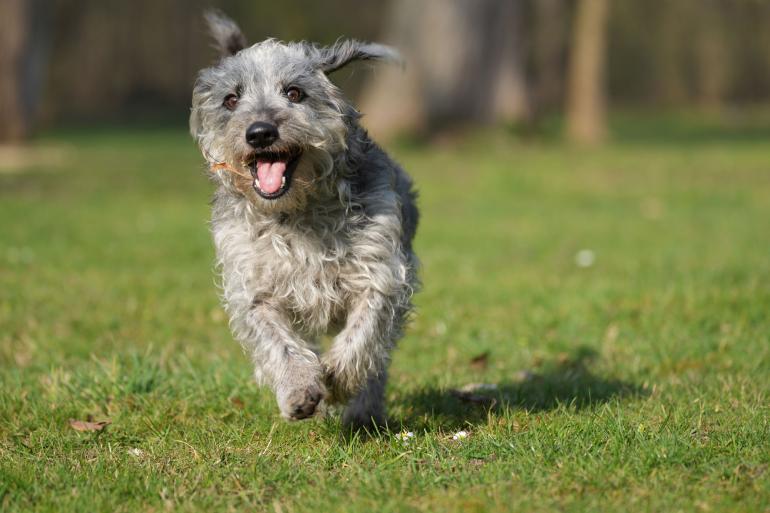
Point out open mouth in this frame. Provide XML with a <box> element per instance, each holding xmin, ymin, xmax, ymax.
<box><xmin>246</xmin><ymin>148</ymin><xmax>302</xmax><ymax>200</ymax></box>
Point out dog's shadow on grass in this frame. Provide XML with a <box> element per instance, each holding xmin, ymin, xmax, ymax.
<box><xmin>392</xmin><ymin>346</ymin><xmax>646</xmax><ymax>431</ymax></box>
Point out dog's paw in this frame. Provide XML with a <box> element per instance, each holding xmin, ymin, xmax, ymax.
<box><xmin>275</xmin><ymin>379</ymin><xmax>326</xmax><ymax>421</ymax></box>
<box><xmin>342</xmin><ymin>406</ymin><xmax>386</xmax><ymax>431</ymax></box>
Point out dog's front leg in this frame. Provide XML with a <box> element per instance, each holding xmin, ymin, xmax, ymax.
<box><xmin>323</xmin><ymin>291</ymin><xmax>399</xmax><ymax>415</ymax></box>
<box><xmin>235</xmin><ymin>303</ymin><xmax>326</xmax><ymax>420</ymax></box>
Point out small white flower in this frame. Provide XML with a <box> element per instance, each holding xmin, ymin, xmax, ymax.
<box><xmin>575</xmin><ymin>249</ymin><xmax>595</xmax><ymax>268</ymax></box>
<box><xmin>395</xmin><ymin>431</ymin><xmax>415</xmax><ymax>444</ymax></box>
<box><xmin>452</xmin><ymin>430</ymin><xmax>469</xmax><ymax>441</ymax></box>
<box><xmin>127</xmin><ymin>448</ymin><xmax>145</xmax><ymax>458</ymax></box>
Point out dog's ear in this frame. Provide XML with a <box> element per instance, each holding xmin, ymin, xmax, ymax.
<box><xmin>318</xmin><ymin>40</ymin><xmax>402</xmax><ymax>74</ymax></box>
<box><xmin>204</xmin><ymin>10</ymin><xmax>247</xmax><ymax>57</ymax></box>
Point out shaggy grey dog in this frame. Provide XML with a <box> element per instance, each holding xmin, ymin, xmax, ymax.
<box><xmin>189</xmin><ymin>11</ymin><xmax>418</xmax><ymax>428</ymax></box>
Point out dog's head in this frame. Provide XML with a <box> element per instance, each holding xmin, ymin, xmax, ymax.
<box><xmin>190</xmin><ymin>10</ymin><xmax>401</xmax><ymax>213</ymax></box>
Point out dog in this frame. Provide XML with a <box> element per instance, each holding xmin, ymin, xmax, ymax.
<box><xmin>189</xmin><ymin>11</ymin><xmax>419</xmax><ymax>428</ymax></box>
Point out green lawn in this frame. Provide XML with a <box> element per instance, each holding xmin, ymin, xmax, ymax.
<box><xmin>1</xmin><ymin>118</ymin><xmax>769</xmax><ymax>512</ymax></box>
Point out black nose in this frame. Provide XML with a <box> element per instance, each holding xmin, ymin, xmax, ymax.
<box><xmin>246</xmin><ymin>122</ymin><xmax>279</xmax><ymax>149</ymax></box>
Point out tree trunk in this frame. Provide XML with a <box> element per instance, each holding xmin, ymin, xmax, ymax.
<box><xmin>488</xmin><ymin>0</ymin><xmax>530</xmax><ymax>124</ymax></box>
<box><xmin>359</xmin><ymin>0</ymin><xmax>530</xmax><ymax>140</ymax></box>
<box><xmin>694</xmin><ymin>0</ymin><xmax>729</xmax><ymax>110</ymax></box>
<box><xmin>0</xmin><ymin>0</ymin><xmax>30</xmax><ymax>141</ymax></box>
<box><xmin>0</xmin><ymin>0</ymin><xmax>50</xmax><ymax>141</ymax></box>
<box><xmin>566</xmin><ymin>0</ymin><xmax>609</xmax><ymax>145</ymax></box>
<box><xmin>652</xmin><ymin>0</ymin><xmax>691</xmax><ymax>106</ymax></box>
<box><xmin>357</xmin><ymin>0</ymin><xmax>426</xmax><ymax>139</ymax></box>
<box><xmin>533</xmin><ymin>0</ymin><xmax>567</xmax><ymax>112</ymax></box>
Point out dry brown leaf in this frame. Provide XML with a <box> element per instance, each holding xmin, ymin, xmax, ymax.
<box><xmin>469</xmin><ymin>351</ymin><xmax>490</xmax><ymax>370</ymax></box>
<box><xmin>513</xmin><ymin>370</ymin><xmax>539</xmax><ymax>382</ymax></box>
<box><xmin>556</xmin><ymin>352</ymin><xmax>572</xmax><ymax>366</ymax></box>
<box><xmin>69</xmin><ymin>418</ymin><xmax>110</xmax><ymax>432</ymax></box>
<box><xmin>230</xmin><ymin>396</ymin><xmax>245</xmax><ymax>409</ymax></box>
<box><xmin>449</xmin><ymin>388</ymin><xmax>497</xmax><ymax>407</ymax></box>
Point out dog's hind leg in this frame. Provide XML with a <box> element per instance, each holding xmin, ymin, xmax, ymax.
<box><xmin>341</xmin><ymin>369</ymin><xmax>388</xmax><ymax>429</ymax></box>
<box><xmin>234</xmin><ymin>304</ymin><xmax>326</xmax><ymax>420</ymax></box>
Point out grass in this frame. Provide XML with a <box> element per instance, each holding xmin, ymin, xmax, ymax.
<box><xmin>1</xmin><ymin>116</ymin><xmax>769</xmax><ymax>512</ymax></box>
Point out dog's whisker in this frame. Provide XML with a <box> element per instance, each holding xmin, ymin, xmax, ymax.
<box><xmin>209</xmin><ymin>161</ymin><xmax>252</xmax><ymax>180</ymax></box>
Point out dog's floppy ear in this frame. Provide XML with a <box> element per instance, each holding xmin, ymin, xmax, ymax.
<box><xmin>318</xmin><ymin>40</ymin><xmax>402</xmax><ymax>74</ymax></box>
<box><xmin>204</xmin><ymin>10</ymin><xmax>247</xmax><ymax>57</ymax></box>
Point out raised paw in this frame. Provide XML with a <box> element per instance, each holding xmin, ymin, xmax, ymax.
<box><xmin>276</xmin><ymin>380</ymin><xmax>326</xmax><ymax>421</ymax></box>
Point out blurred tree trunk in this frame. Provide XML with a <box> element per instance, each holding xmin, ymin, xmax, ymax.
<box><xmin>694</xmin><ymin>0</ymin><xmax>729</xmax><ymax>110</ymax></box>
<box><xmin>653</xmin><ymin>0</ymin><xmax>691</xmax><ymax>106</ymax></box>
<box><xmin>488</xmin><ymin>0</ymin><xmax>530</xmax><ymax>124</ymax></box>
<box><xmin>533</xmin><ymin>0</ymin><xmax>567</xmax><ymax>112</ymax></box>
<box><xmin>0</xmin><ymin>0</ymin><xmax>30</xmax><ymax>141</ymax></box>
<box><xmin>0</xmin><ymin>0</ymin><xmax>50</xmax><ymax>141</ymax></box>
<box><xmin>357</xmin><ymin>0</ymin><xmax>426</xmax><ymax>138</ymax></box>
<box><xmin>566</xmin><ymin>0</ymin><xmax>609</xmax><ymax>145</ymax></box>
<box><xmin>359</xmin><ymin>0</ymin><xmax>530</xmax><ymax>140</ymax></box>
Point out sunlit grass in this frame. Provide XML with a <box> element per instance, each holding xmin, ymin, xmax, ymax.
<box><xmin>1</xmin><ymin>119</ymin><xmax>768</xmax><ymax>511</ymax></box>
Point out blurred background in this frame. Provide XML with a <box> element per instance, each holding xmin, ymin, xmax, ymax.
<box><xmin>3</xmin><ymin>0</ymin><xmax>770</xmax><ymax>143</ymax></box>
<box><xmin>3</xmin><ymin>3</ymin><xmax>770</xmax><ymax>509</ymax></box>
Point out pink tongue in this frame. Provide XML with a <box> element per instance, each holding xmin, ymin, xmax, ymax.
<box><xmin>255</xmin><ymin>160</ymin><xmax>287</xmax><ymax>194</ymax></box>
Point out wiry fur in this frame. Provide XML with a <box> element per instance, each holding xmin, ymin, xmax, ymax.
<box><xmin>190</xmin><ymin>12</ymin><xmax>418</xmax><ymax>427</ymax></box>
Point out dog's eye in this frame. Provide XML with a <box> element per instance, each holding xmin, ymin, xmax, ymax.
<box><xmin>285</xmin><ymin>86</ymin><xmax>303</xmax><ymax>103</ymax></box>
<box><xmin>223</xmin><ymin>93</ymin><xmax>239</xmax><ymax>111</ymax></box>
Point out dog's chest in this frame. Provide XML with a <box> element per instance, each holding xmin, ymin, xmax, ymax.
<box><xmin>248</xmin><ymin>226</ymin><xmax>353</xmax><ymax>333</ymax></box>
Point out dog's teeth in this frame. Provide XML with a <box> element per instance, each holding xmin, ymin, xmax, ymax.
<box><xmin>281</xmin><ymin>176</ymin><xmax>286</xmax><ymax>188</ymax></box>
<box><xmin>254</xmin><ymin>178</ymin><xmax>260</xmax><ymax>187</ymax></box>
